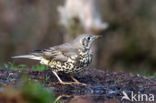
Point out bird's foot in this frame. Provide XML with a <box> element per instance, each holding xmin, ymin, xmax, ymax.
<box><xmin>73</xmin><ymin>81</ymin><xmax>87</xmax><ymax>86</ymax></box>
<box><xmin>59</xmin><ymin>81</ymin><xmax>87</xmax><ymax>86</ymax></box>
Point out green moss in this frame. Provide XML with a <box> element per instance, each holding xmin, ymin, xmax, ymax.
<box><xmin>133</xmin><ymin>72</ymin><xmax>156</xmax><ymax>78</ymax></box>
<box><xmin>32</xmin><ymin>65</ymin><xmax>48</xmax><ymax>71</ymax></box>
<box><xmin>1</xmin><ymin>62</ymin><xmax>48</xmax><ymax>71</ymax></box>
<box><xmin>3</xmin><ymin>62</ymin><xmax>28</xmax><ymax>70</ymax></box>
<box><xmin>21</xmin><ymin>81</ymin><xmax>56</xmax><ymax>103</ymax></box>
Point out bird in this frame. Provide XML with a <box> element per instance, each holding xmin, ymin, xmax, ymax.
<box><xmin>12</xmin><ymin>34</ymin><xmax>100</xmax><ymax>85</ymax></box>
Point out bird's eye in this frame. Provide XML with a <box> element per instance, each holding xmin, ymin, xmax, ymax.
<box><xmin>87</xmin><ymin>37</ymin><xmax>91</xmax><ymax>40</ymax></box>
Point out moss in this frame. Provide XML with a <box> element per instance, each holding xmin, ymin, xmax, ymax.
<box><xmin>2</xmin><ymin>62</ymin><xmax>48</xmax><ymax>71</ymax></box>
<box><xmin>21</xmin><ymin>81</ymin><xmax>56</xmax><ymax>103</ymax></box>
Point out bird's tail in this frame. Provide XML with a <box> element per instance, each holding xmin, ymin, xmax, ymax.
<box><xmin>12</xmin><ymin>54</ymin><xmax>42</xmax><ymax>60</ymax></box>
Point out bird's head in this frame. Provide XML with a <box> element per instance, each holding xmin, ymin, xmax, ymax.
<box><xmin>73</xmin><ymin>34</ymin><xmax>101</xmax><ymax>50</ymax></box>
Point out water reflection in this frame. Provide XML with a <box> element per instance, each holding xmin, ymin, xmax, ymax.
<box><xmin>54</xmin><ymin>85</ymin><xmax>122</xmax><ymax>103</ymax></box>
<box><xmin>55</xmin><ymin>94</ymin><xmax>120</xmax><ymax>103</ymax></box>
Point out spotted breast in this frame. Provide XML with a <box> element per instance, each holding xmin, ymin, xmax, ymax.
<box><xmin>48</xmin><ymin>49</ymin><xmax>92</xmax><ymax>74</ymax></box>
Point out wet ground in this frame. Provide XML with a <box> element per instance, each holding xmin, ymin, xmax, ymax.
<box><xmin>0</xmin><ymin>68</ymin><xmax>155</xmax><ymax>103</ymax></box>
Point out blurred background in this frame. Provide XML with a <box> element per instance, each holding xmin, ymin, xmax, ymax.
<box><xmin>0</xmin><ymin>0</ymin><xmax>156</xmax><ymax>74</ymax></box>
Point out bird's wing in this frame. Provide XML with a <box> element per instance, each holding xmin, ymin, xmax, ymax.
<box><xmin>56</xmin><ymin>43</ymin><xmax>79</xmax><ymax>57</ymax></box>
<box><xmin>30</xmin><ymin>48</ymin><xmax>67</xmax><ymax>62</ymax></box>
<box><xmin>12</xmin><ymin>43</ymin><xmax>79</xmax><ymax>62</ymax></box>
<box><xmin>32</xmin><ymin>43</ymin><xmax>78</xmax><ymax>62</ymax></box>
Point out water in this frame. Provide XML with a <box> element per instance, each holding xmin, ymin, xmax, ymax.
<box><xmin>54</xmin><ymin>85</ymin><xmax>123</xmax><ymax>103</ymax></box>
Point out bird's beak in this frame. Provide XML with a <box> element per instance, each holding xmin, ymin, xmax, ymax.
<box><xmin>94</xmin><ymin>35</ymin><xmax>102</xmax><ymax>39</ymax></box>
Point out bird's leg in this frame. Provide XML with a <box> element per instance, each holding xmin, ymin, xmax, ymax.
<box><xmin>70</xmin><ymin>76</ymin><xmax>87</xmax><ymax>86</ymax></box>
<box><xmin>52</xmin><ymin>71</ymin><xmax>64</xmax><ymax>83</ymax></box>
<box><xmin>52</xmin><ymin>71</ymin><xmax>77</xmax><ymax>85</ymax></box>
<box><xmin>52</xmin><ymin>71</ymin><xmax>86</xmax><ymax>85</ymax></box>
<box><xmin>70</xmin><ymin>76</ymin><xmax>80</xmax><ymax>83</ymax></box>
<box><xmin>54</xmin><ymin>95</ymin><xmax>72</xmax><ymax>103</ymax></box>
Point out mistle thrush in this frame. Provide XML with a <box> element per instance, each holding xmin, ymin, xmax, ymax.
<box><xmin>12</xmin><ymin>34</ymin><xmax>100</xmax><ymax>85</ymax></box>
